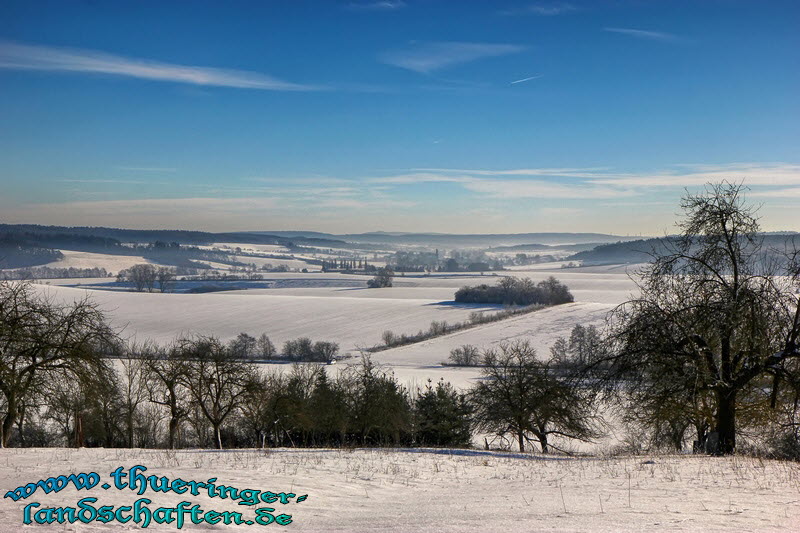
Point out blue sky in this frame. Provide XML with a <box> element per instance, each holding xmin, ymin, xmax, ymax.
<box><xmin>1</xmin><ymin>0</ymin><xmax>798</xmax><ymax>235</ymax></box>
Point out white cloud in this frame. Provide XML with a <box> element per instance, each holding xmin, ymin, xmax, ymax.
<box><xmin>380</xmin><ymin>42</ymin><xmax>525</xmax><ymax>73</ymax></box>
<box><xmin>28</xmin><ymin>197</ymin><xmax>280</xmax><ymax>216</ymax></box>
<box><xmin>501</xmin><ymin>3</ymin><xmax>576</xmax><ymax>16</ymax></box>
<box><xmin>408</xmin><ymin>163</ymin><xmax>800</xmax><ymax>188</ymax></box>
<box><xmin>57</xmin><ymin>179</ymin><xmax>166</xmax><ymax>185</ymax></box>
<box><xmin>750</xmin><ymin>187</ymin><xmax>800</xmax><ymax>198</ymax></box>
<box><xmin>412</xmin><ymin>167</ymin><xmax>611</xmax><ymax>177</ymax></box>
<box><xmin>511</xmin><ymin>75</ymin><xmax>543</xmax><ymax>84</ymax></box>
<box><xmin>347</xmin><ymin>1</ymin><xmax>406</xmax><ymax>10</ymax></box>
<box><xmin>463</xmin><ymin>179</ymin><xmax>637</xmax><ymax>199</ymax></box>
<box><xmin>115</xmin><ymin>166</ymin><xmax>178</xmax><ymax>172</ymax></box>
<box><xmin>586</xmin><ymin>163</ymin><xmax>800</xmax><ymax>188</ymax></box>
<box><xmin>317</xmin><ymin>197</ymin><xmax>416</xmax><ymax>209</ymax></box>
<box><xmin>604</xmin><ymin>27</ymin><xmax>682</xmax><ymax>42</ymax></box>
<box><xmin>367</xmin><ymin>172</ymin><xmax>477</xmax><ymax>184</ymax></box>
<box><xmin>0</xmin><ymin>41</ymin><xmax>317</xmax><ymax>91</ymax></box>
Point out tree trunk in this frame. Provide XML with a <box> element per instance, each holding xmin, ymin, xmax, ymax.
<box><xmin>716</xmin><ymin>389</ymin><xmax>736</xmax><ymax>455</ymax></box>
<box><xmin>74</xmin><ymin>412</ymin><xmax>85</xmax><ymax>448</ymax></box>
<box><xmin>127</xmin><ymin>411</ymin><xmax>134</xmax><ymax>448</ymax></box>
<box><xmin>168</xmin><ymin>416</ymin><xmax>179</xmax><ymax>450</ymax></box>
<box><xmin>518</xmin><ymin>431</ymin><xmax>525</xmax><ymax>452</ymax></box>
<box><xmin>2</xmin><ymin>411</ymin><xmax>15</xmax><ymax>448</ymax></box>
<box><xmin>16</xmin><ymin>402</ymin><xmax>29</xmax><ymax>447</ymax></box>
<box><xmin>2</xmin><ymin>396</ymin><xmax>18</xmax><ymax>448</ymax></box>
<box><xmin>214</xmin><ymin>423</ymin><xmax>223</xmax><ymax>450</ymax></box>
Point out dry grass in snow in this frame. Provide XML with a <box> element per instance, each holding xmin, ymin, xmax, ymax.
<box><xmin>1</xmin><ymin>448</ymin><xmax>797</xmax><ymax>532</ymax></box>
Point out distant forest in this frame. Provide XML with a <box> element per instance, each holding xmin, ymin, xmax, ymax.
<box><xmin>0</xmin><ymin>224</ymin><xmax>354</xmax><ymax>270</ymax></box>
<box><xmin>567</xmin><ymin>233</ymin><xmax>800</xmax><ymax>265</ymax></box>
<box><xmin>0</xmin><ymin>224</ymin><xmax>351</xmax><ymax>248</ymax></box>
<box><xmin>0</xmin><ymin>235</ymin><xmax>63</xmax><ymax>269</ymax></box>
<box><xmin>0</xmin><ymin>230</ymin><xmax>241</xmax><ymax>270</ymax></box>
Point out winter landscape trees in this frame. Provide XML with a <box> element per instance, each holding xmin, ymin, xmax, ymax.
<box><xmin>455</xmin><ymin>276</ymin><xmax>574</xmax><ymax>306</ymax></box>
<box><xmin>0</xmin><ymin>281</ymin><xmax>117</xmax><ymax>447</ymax></box>
<box><xmin>367</xmin><ymin>266</ymin><xmax>394</xmax><ymax>288</ymax></box>
<box><xmin>598</xmin><ymin>182</ymin><xmax>800</xmax><ymax>455</ymax></box>
<box><xmin>0</xmin><ymin>182</ymin><xmax>798</xmax><ymax>458</ymax></box>
<box><xmin>470</xmin><ymin>341</ymin><xmax>600</xmax><ymax>453</ymax></box>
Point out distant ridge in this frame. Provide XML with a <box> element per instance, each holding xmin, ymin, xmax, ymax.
<box><xmin>567</xmin><ymin>233</ymin><xmax>800</xmax><ymax>265</ymax></box>
<box><xmin>250</xmin><ymin>231</ymin><xmax>643</xmax><ymax>247</ymax></box>
<box><xmin>0</xmin><ymin>224</ymin><xmax>348</xmax><ymax>248</ymax></box>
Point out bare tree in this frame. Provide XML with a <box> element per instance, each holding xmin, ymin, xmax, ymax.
<box><xmin>122</xmin><ymin>264</ymin><xmax>158</xmax><ymax>292</ymax></box>
<box><xmin>120</xmin><ymin>353</ymin><xmax>148</xmax><ymax>448</ymax></box>
<box><xmin>470</xmin><ymin>341</ymin><xmax>601</xmax><ymax>453</ymax></box>
<box><xmin>0</xmin><ymin>281</ymin><xmax>116</xmax><ymax>447</ymax></box>
<box><xmin>367</xmin><ymin>267</ymin><xmax>394</xmax><ymax>288</ymax></box>
<box><xmin>156</xmin><ymin>267</ymin><xmax>175</xmax><ymax>293</ymax></box>
<box><xmin>181</xmin><ymin>337</ymin><xmax>253</xmax><ymax>449</ymax></box>
<box><xmin>599</xmin><ymin>182</ymin><xmax>800</xmax><ymax>455</ymax></box>
<box><xmin>143</xmin><ymin>342</ymin><xmax>191</xmax><ymax>449</ymax></box>
<box><xmin>257</xmin><ymin>333</ymin><xmax>276</xmax><ymax>360</ymax></box>
<box><xmin>228</xmin><ymin>332</ymin><xmax>257</xmax><ymax>359</ymax></box>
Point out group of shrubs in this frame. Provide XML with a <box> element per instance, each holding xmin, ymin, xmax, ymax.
<box><xmin>226</xmin><ymin>332</ymin><xmax>340</xmax><ymax>363</ymax></box>
<box><xmin>454</xmin><ymin>276</ymin><xmax>573</xmax><ymax>306</ymax></box>
<box><xmin>0</xmin><ymin>266</ymin><xmax>111</xmax><ymax>280</ymax></box>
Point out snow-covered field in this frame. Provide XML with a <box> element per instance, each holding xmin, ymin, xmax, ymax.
<box><xmin>1</xmin><ymin>447</ymin><xmax>796</xmax><ymax>532</ymax></box>
<box><xmin>27</xmin><ymin>264</ymin><xmax>638</xmax><ymax>388</ymax></box>
<box><xmin>231</xmin><ymin>255</ymin><xmax>321</xmax><ymax>271</ymax></box>
<box><xmin>212</xmin><ymin>242</ymin><xmax>291</xmax><ymax>253</ymax></box>
<box><xmin>31</xmin><ymin>284</ymin><xmax>503</xmax><ymax>352</ymax></box>
<box><xmin>24</xmin><ymin>250</ymin><xmax>153</xmax><ymax>274</ymax></box>
<box><xmin>376</xmin><ymin>302</ymin><xmax>612</xmax><ymax>368</ymax></box>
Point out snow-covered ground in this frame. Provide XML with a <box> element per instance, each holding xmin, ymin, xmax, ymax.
<box><xmin>0</xmin><ymin>447</ymin><xmax>796</xmax><ymax>532</ymax></box>
<box><xmin>212</xmin><ymin>242</ymin><xmax>291</xmax><ymax>253</ymax></box>
<box><xmin>375</xmin><ymin>302</ymin><xmax>612</xmax><ymax>367</ymax></box>
<box><xmin>30</xmin><ymin>284</ymin><xmax>503</xmax><ymax>351</ymax></box>
<box><xmin>26</xmin><ymin>265</ymin><xmax>637</xmax><ymax>388</ymax></box>
<box><xmin>230</xmin><ymin>255</ymin><xmax>322</xmax><ymax>271</ymax></box>
<box><xmin>19</xmin><ymin>250</ymin><xmax>153</xmax><ymax>274</ymax></box>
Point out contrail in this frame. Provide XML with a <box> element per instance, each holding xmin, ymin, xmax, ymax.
<box><xmin>510</xmin><ymin>74</ymin><xmax>543</xmax><ymax>84</ymax></box>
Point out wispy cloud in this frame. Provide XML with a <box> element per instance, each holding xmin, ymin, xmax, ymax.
<box><xmin>411</xmin><ymin>167</ymin><xmax>611</xmax><ymax>177</ymax></box>
<box><xmin>368</xmin><ymin>172</ymin><xmax>476</xmax><ymax>184</ymax></box>
<box><xmin>586</xmin><ymin>163</ymin><xmax>800</xmax><ymax>188</ymax></box>
<box><xmin>317</xmin><ymin>197</ymin><xmax>416</xmax><ymax>209</ymax></box>
<box><xmin>116</xmin><ymin>166</ymin><xmax>178</xmax><ymax>172</ymax></box>
<box><xmin>346</xmin><ymin>1</ymin><xmax>406</xmax><ymax>11</ymax></box>
<box><xmin>380</xmin><ymin>41</ymin><xmax>525</xmax><ymax>73</ymax></box>
<box><xmin>405</xmin><ymin>163</ymin><xmax>800</xmax><ymax>189</ymax></box>
<box><xmin>511</xmin><ymin>75</ymin><xmax>543</xmax><ymax>85</ymax></box>
<box><xmin>604</xmin><ymin>27</ymin><xmax>682</xmax><ymax>42</ymax></box>
<box><xmin>750</xmin><ymin>188</ymin><xmax>800</xmax><ymax>198</ymax></box>
<box><xmin>246</xmin><ymin>176</ymin><xmax>355</xmax><ymax>186</ymax></box>
<box><xmin>57</xmin><ymin>178</ymin><xmax>168</xmax><ymax>185</ymax></box>
<box><xmin>463</xmin><ymin>180</ymin><xmax>637</xmax><ymax>199</ymax></box>
<box><xmin>24</xmin><ymin>197</ymin><xmax>281</xmax><ymax>217</ymax></box>
<box><xmin>501</xmin><ymin>3</ymin><xmax>576</xmax><ymax>16</ymax></box>
<box><xmin>367</xmin><ymin>170</ymin><xmax>636</xmax><ymax>199</ymax></box>
<box><xmin>0</xmin><ymin>41</ymin><xmax>317</xmax><ymax>91</ymax></box>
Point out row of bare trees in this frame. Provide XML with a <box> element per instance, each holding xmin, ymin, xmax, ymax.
<box><xmin>116</xmin><ymin>264</ymin><xmax>175</xmax><ymax>292</ymax></box>
<box><xmin>1</xmin><ymin>333</ymin><xmax>472</xmax><ymax>450</ymax></box>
